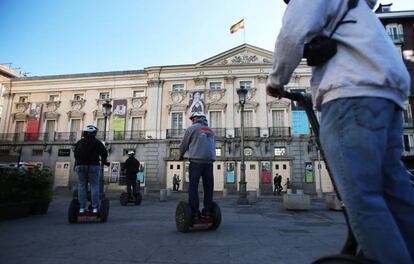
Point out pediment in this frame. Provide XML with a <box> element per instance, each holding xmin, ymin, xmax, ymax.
<box><xmin>197</xmin><ymin>44</ymin><xmax>272</xmax><ymax>67</ymax></box>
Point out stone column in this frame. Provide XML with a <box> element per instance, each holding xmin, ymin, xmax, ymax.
<box><xmin>224</xmin><ymin>76</ymin><xmax>235</xmax><ymax>137</ymax></box>
<box><xmin>0</xmin><ymin>82</ymin><xmax>13</xmax><ymax>133</ymax></box>
<box><xmin>146</xmin><ymin>79</ymin><xmax>164</xmax><ymax>139</ymax></box>
<box><xmin>256</xmin><ymin>75</ymin><xmax>268</xmax><ymax>136</ymax></box>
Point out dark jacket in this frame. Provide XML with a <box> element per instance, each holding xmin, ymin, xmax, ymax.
<box><xmin>74</xmin><ymin>136</ymin><xmax>108</xmax><ymax>166</ymax></box>
<box><xmin>125</xmin><ymin>156</ymin><xmax>140</xmax><ymax>178</ymax></box>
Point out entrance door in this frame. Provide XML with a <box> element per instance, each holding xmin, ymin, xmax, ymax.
<box><xmin>237</xmin><ymin>161</ymin><xmax>259</xmax><ymax>191</ymax></box>
<box><xmin>54</xmin><ymin>162</ymin><xmax>71</xmax><ymax>187</ymax></box>
<box><xmin>213</xmin><ymin>161</ymin><xmax>224</xmax><ymax>191</ymax></box>
<box><xmin>166</xmin><ymin>161</ymin><xmax>184</xmax><ymax>191</ymax></box>
<box><xmin>272</xmin><ymin>161</ymin><xmax>291</xmax><ymax>191</ymax></box>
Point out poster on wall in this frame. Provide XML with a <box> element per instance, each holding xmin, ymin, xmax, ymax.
<box><xmin>290</xmin><ymin>89</ymin><xmax>310</xmax><ymax>135</ymax></box>
<box><xmin>26</xmin><ymin>103</ymin><xmax>43</xmax><ymax>141</ymax></box>
<box><xmin>136</xmin><ymin>163</ymin><xmax>145</xmax><ymax>185</ymax></box>
<box><xmin>188</xmin><ymin>91</ymin><xmax>204</xmax><ymax>125</ymax></box>
<box><xmin>261</xmin><ymin>161</ymin><xmax>271</xmax><ymax>183</ymax></box>
<box><xmin>305</xmin><ymin>162</ymin><xmax>314</xmax><ymax>183</ymax></box>
<box><xmin>112</xmin><ymin>100</ymin><xmax>127</xmax><ymax>140</ymax></box>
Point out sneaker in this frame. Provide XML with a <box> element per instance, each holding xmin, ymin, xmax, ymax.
<box><xmin>79</xmin><ymin>208</ymin><xmax>85</xmax><ymax>216</ymax></box>
<box><xmin>92</xmin><ymin>208</ymin><xmax>98</xmax><ymax>214</ymax></box>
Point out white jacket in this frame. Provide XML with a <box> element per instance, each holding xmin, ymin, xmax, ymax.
<box><xmin>267</xmin><ymin>0</ymin><xmax>410</xmax><ymax>109</ymax></box>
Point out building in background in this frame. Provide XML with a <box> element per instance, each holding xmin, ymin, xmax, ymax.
<box><xmin>376</xmin><ymin>3</ymin><xmax>414</xmax><ymax>169</ymax></box>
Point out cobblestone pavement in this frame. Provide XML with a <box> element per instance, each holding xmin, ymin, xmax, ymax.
<box><xmin>0</xmin><ymin>189</ymin><xmax>347</xmax><ymax>264</ymax></box>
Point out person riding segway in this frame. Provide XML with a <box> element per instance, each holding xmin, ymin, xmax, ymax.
<box><xmin>175</xmin><ymin>112</ymin><xmax>221</xmax><ymax>233</ymax></box>
<box><xmin>68</xmin><ymin>125</ymin><xmax>110</xmax><ymax>223</ymax></box>
<box><xmin>119</xmin><ymin>150</ymin><xmax>142</xmax><ymax>206</ymax></box>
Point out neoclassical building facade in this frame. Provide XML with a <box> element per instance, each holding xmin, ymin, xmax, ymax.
<box><xmin>0</xmin><ymin>44</ymin><xmax>336</xmax><ymax>194</ymax></box>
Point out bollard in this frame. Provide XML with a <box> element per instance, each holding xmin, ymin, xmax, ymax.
<box><xmin>248</xmin><ymin>190</ymin><xmax>257</xmax><ymax>203</ymax></box>
<box><xmin>160</xmin><ymin>189</ymin><xmax>167</xmax><ymax>202</ymax></box>
<box><xmin>283</xmin><ymin>191</ymin><xmax>310</xmax><ymax>211</ymax></box>
<box><xmin>144</xmin><ymin>187</ymin><xmax>148</xmax><ymax>195</ymax></box>
<box><xmin>223</xmin><ymin>188</ymin><xmax>228</xmax><ymax>198</ymax></box>
<box><xmin>167</xmin><ymin>188</ymin><xmax>172</xmax><ymax>197</ymax></box>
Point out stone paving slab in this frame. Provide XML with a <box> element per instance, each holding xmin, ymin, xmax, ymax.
<box><xmin>0</xmin><ymin>190</ymin><xmax>347</xmax><ymax>264</ymax></box>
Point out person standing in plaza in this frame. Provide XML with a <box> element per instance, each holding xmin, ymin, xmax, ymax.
<box><xmin>172</xmin><ymin>174</ymin><xmax>178</xmax><ymax>192</ymax></box>
<box><xmin>125</xmin><ymin>150</ymin><xmax>140</xmax><ymax>200</ymax></box>
<box><xmin>266</xmin><ymin>0</ymin><xmax>414</xmax><ymax>262</ymax></box>
<box><xmin>179</xmin><ymin>112</ymin><xmax>216</xmax><ymax>220</ymax></box>
<box><xmin>74</xmin><ymin>125</ymin><xmax>108</xmax><ymax>215</ymax></box>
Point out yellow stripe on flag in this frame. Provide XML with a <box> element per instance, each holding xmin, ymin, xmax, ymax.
<box><xmin>230</xmin><ymin>19</ymin><xmax>244</xmax><ymax>34</ymax></box>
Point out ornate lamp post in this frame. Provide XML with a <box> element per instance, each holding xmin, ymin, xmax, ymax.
<box><xmin>237</xmin><ymin>87</ymin><xmax>249</xmax><ymax>205</ymax></box>
<box><xmin>100</xmin><ymin>100</ymin><xmax>112</xmax><ymax>193</ymax></box>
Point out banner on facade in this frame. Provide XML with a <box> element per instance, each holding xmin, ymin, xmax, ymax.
<box><xmin>26</xmin><ymin>103</ymin><xmax>43</xmax><ymax>141</ymax></box>
<box><xmin>112</xmin><ymin>99</ymin><xmax>127</xmax><ymax>140</ymax></box>
<box><xmin>261</xmin><ymin>161</ymin><xmax>271</xmax><ymax>183</ymax></box>
<box><xmin>305</xmin><ymin>162</ymin><xmax>314</xmax><ymax>183</ymax></box>
<box><xmin>290</xmin><ymin>89</ymin><xmax>310</xmax><ymax>135</ymax></box>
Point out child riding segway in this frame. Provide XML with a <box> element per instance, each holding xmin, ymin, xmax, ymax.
<box><xmin>119</xmin><ymin>150</ymin><xmax>142</xmax><ymax>206</ymax></box>
<box><xmin>175</xmin><ymin>112</ymin><xmax>221</xmax><ymax>233</ymax></box>
<box><xmin>68</xmin><ymin>125</ymin><xmax>110</xmax><ymax>223</ymax></box>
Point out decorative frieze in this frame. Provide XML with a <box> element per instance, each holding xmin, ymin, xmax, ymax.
<box><xmin>70</xmin><ymin>100</ymin><xmax>85</xmax><ymax>111</ymax></box>
<box><xmin>206</xmin><ymin>89</ymin><xmax>226</xmax><ymax>102</ymax></box>
<box><xmin>169</xmin><ymin>90</ymin><xmax>187</xmax><ymax>104</ymax></box>
<box><xmin>129</xmin><ymin>109</ymin><xmax>147</xmax><ymax>117</ymax></box>
<box><xmin>205</xmin><ymin>102</ymin><xmax>227</xmax><ymax>112</ymax></box>
<box><xmin>67</xmin><ymin>110</ymin><xmax>85</xmax><ymax>119</ymax></box>
<box><xmin>45</xmin><ymin>101</ymin><xmax>61</xmax><ymax>112</ymax></box>
<box><xmin>235</xmin><ymin>101</ymin><xmax>259</xmax><ymax>112</ymax></box>
<box><xmin>131</xmin><ymin>97</ymin><xmax>147</xmax><ymax>109</ymax></box>
<box><xmin>15</xmin><ymin>102</ymin><xmax>30</xmax><ymax>113</ymax></box>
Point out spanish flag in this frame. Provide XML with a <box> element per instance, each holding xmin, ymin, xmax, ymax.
<box><xmin>230</xmin><ymin>19</ymin><xmax>244</xmax><ymax>34</ymax></box>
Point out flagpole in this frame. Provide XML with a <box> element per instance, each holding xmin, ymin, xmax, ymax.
<box><xmin>243</xmin><ymin>17</ymin><xmax>246</xmax><ymax>44</ymax></box>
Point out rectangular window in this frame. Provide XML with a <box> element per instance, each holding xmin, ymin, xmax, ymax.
<box><xmin>133</xmin><ymin>90</ymin><xmax>145</xmax><ymax>98</ymax></box>
<box><xmin>171</xmin><ymin>113</ymin><xmax>183</xmax><ymax>129</ymax></box>
<box><xmin>275</xmin><ymin>164</ymin><xmax>279</xmax><ymax>170</ymax></box>
<box><xmin>49</xmin><ymin>95</ymin><xmax>59</xmax><ymax>102</ymax></box>
<box><xmin>243</xmin><ymin>110</ymin><xmax>253</xmax><ymax>127</ymax></box>
<box><xmin>274</xmin><ymin>147</ymin><xmax>286</xmax><ymax>156</ymax></box>
<box><xmin>209</xmin><ymin>82</ymin><xmax>222</xmax><ymax>90</ymax></box>
<box><xmin>177</xmin><ymin>164</ymin><xmax>180</xmax><ymax>170</ymax></box>
<box><xmin>32</xmin><ymin>149</ymin><xmax>43</xmax><ymax>156</ymax></box>
<box><xmin>15</xmin><ymin>121</ymin><xmax>25</xmax><ymax>133</ymax></box>
<box><xmin>250</xmin><ymin>164</ymin><xmax>256</xmax><ymax>170</ymax></box>
<box><xmin>215</xmin><ymin>148</ymin><xmax>222</xmax><ymax>157</ymax></box>
<box><xmin>404</xmin><ymin>135</ymin><xmax>410</xmax><ymax>152</ymax></box>
<box><xmin>172</xmin><ymin>84</ymin><xmax>184</xmax><ymax>92</ymax></box>
<box><xmin>70</xmin><ymin>119</ymin><xmax>81</xmax><ymax>132</ymax></box>
<box><xmin>99</xmin><ymin>92</ymin><xmax>110</xmax><ymax>100</ymax></box>
<box><xmin>283</xmin><ymin>164</ymin><xmax>287</xmax><ymax>170</ymax></box>
<box><xmin>240</xmin><ymin>81</ymin><xmax>252</xmax><ymax>89</ymax></box>
<box><xmin>217</xmin><ymin>164</ymin><xmax>221</xmax><ymax>170</ymax></box>
<box><xmin>45</xmin><ymin>120</ymin><xmax>55</xmax><ymax>135</ymax></box>
<box><xmin>170</xmin><ymin>164</ymin><xmax>173</xmax><ymax>170</ymax></box>
<box><xmin>209</xmin><ymin>111</ymin><xmax>222</xmax><ymax>128</ymax></box>
<box><xmin>272</xmin><ymin>110</ymin><xmax>285</xmax><ymax>127</ymax></box>
<box><xmin>73</xmin><ymin>94</ymin><xmax>84</xmax><ymax>101</ymax></box>
<box><xmin>18</xmin><ymin>96</ymin><xmax>28</xmax><ymax>103</ymax></box>
<box><xmin>131</xmin><ymin>117</ymin><xmax>143</xmax><ymax>131</ymax></box>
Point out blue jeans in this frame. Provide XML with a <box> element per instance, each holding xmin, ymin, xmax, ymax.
<box><xmin>320</xmin><ymin>97</ymin><xmax>414</xmax><ymax>263</ymax></box>
<box><xmin>75</xmin><ymin>165</ymin><xmax>100</xmax><ymax>210</ymax></box>
<box><xmin>188</xmin><ymin>162</ymin><xmax>214</xmax><ymax>216</ymax></box>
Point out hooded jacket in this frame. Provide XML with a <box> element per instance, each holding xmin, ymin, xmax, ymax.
<box><xmin>179</xmin><ymin>116</ymin><xmax>216</xmax><ymax>163</ymax></box>
<box><xmin>267</xmin><ymin>0</ymin><xmax>410</xmax><ymax>109</ymax></box>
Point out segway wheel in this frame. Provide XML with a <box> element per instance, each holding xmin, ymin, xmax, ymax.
<box><xmin>209</xmin><ymin>201</ymin><xmax>221</xmax><ymax>230</ymax></box>
<box><xmin>120</xmin><ymin>192</ymin><xmax>129</xmax><ymax>206</ymax></box>
<box><xmin>134</xmin><ymin>193</ymin><xmax>143</xmax><ymax>205</ymax></box>
<box><xmin>72</xmin><ymin>189</ymin><xmax>78</xmax><ymax>199</ymax></box>
<box><xmin>99</xmin><ymin>198</ymin><xmax>110</xmax><ymax>223</ymax></box>
<box><xmin>176</xmin><ymin>201</ymin><xmax>192</xmax><ymax>233</ymax></box>
<box><xmin>68</xmin><ymin>199</ymin><xmax>79</xmax><ymax>223</ymax></box>
<box><xmin>312</xmin><ymin>254</ymin><xmax>377</xmax><ymax>264</ymax></box>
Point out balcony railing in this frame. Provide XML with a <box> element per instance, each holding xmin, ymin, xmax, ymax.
<box><xmin>112</xmin><ymin>130</ymin><xmax>146</xmax><ymax>141</ymax></box>
<box><xmin>212</xmin><ymin>128</ymin><xmax>226</xmax><ymax>138</ymax></box>
<box><xmin>269</xmin><ymin>127</ymin><xmax>291</xmax><ymax>137</ymax></box>
<box><xmin>235</xmin><ymin>127</ymin><xmax>260</xmax><ymax>138</ymax></box>
<box><xmin>0</xmin><ymin>133</ymin><xmax>21</xmax><ymax>143</ymax></box>
<box><xmin>166</xmin><ymin>129</ymin><xmax>186</xmax><ymax>139</ymax></box>
<box><xmin>96</xmin><ymin>131</ymin><xmax>110</xmax><ymax>141</ymax></box>
<box><xmin>24</xmin><ymin>132</ymin><xmax>51</xmax><ymax>142</ymax></box>
<box><xmin>54</xmin><ymin>132</ymin><xmax>77</xmax><ymax>142</ymax></box>
<box><xmin>388</xmin><ymin>34</ymin><xmax>404</xmax><ymax>44</ymax></box>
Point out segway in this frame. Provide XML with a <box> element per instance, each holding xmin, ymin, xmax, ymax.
<box><xmin>120</xmin><ymin>191</ymin><xmax>142</xmax><ymax>206</ymax></box>
<box><xmin>68</xmin><ymin>167</ymin><xmax>110</xmax><ymax>224</ymax></box>
<box><xmin>281</xmin><ymin>91</ymin><xmax>376</xmax><ymax>263</ymax></box>
<box><xmin>175</xmin><ymin>201</ymin><xmax>221</xmax><ymax>233</ymax></box>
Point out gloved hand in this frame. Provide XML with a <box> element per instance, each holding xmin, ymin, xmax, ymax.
<box><xmin>102</xmin><ymin>161</ymin><xmax>110</xmax><ymax>166</ymax></box>
<box><xmin>266</xmin><ymin>84</ymin><xmax>284</xmax><ymax>99</ymax></box>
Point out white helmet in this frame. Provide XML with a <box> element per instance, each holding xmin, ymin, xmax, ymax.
<box><xmin>127</xmin><ymin>150</ymin><xmax>135</xmax><ymax>155</ymax></box>
<box><xmin>83</xmin><ymin>125</ymin><xmax>98</xmax><ymax>133</ymax></box>
<box><xmin>189</xmin><ymin>111</ymin><xmax>206</xmax><ymax>120</ymax></box>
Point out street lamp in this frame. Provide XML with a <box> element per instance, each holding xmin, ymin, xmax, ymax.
<box><xmin>100</xmin><ymin>100</ymin><xmax>112</xmax><ymax>194</ymax></box>
<box><xmin>236</xmin><ymin>87</ymin><xmax>249</xmax><ymax>205</ymax></box>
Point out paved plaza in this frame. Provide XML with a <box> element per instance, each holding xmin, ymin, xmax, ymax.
<box><xmin>0</xmin><ymin>189</ymin><xmax>347</xmax><ymax>264</ymax></box>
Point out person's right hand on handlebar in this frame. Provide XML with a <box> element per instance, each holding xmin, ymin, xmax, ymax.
<box><xmin>266</xmin><ymin>83</ymin><xmax>284</xmax><ymax>99</ymax></box>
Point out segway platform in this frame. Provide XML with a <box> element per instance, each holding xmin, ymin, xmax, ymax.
<box><xmin>120</xmin><ymin>192</ymin><xmax>142</xmax><ymax>206</ymax></box>
<box><xmin>68</xmin><ymin>190</ymin><xmax>109</xmax><ymax>223</ymax></box>
<box><xmin>175</xmin><ymin>201</ymin><xmax>221</xmax><ymax>233</ymax></box>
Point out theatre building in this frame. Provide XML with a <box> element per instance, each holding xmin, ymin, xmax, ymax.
<box><xmin>0</xmin><ymin>43</ymin><xmax>346</xmax><ymax>194</ymax></box>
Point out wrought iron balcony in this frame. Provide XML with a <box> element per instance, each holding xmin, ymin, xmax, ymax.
<box><xmin>166</xmin><ymin>129</ymin><xmax>186</xmax><ymax>139</ymax></box>
<box><xmin>212</xmin><ymin>128</ymin><xmax>226</xmax><ymax>138</ymax></box>
<box><xmin>0</xmin><ymin>133</ymin><xmax>21</xmax><ymax>143</ymax></box>
<box><xmin>24</xmin><ymin>132</ymin><xmax>51</xmax><ymax>142</ymax></box>
<box><xmin>54</xmin><ymin>132</ymin><xmax>77</xmax><ymax>142</ymax></box>
<box><xmin>269</xmin><ymin>127</ymin><xmax>291</xmax><ymax>137</ymax></box>
<box><xmin>112</xmin><ymin>130</ymin><xmax>146</xmax><ymax>141</ymax></box>
<box><xmin>235</xmin><ymin>127</ymin><xmax>260</xmax><ymax>138</ymax></box>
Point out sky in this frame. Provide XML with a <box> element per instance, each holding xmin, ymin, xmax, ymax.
<box><xmin>1</xmin><ymin>0</ymin><xmax>413</xmax><ymax>77</ymax></box>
